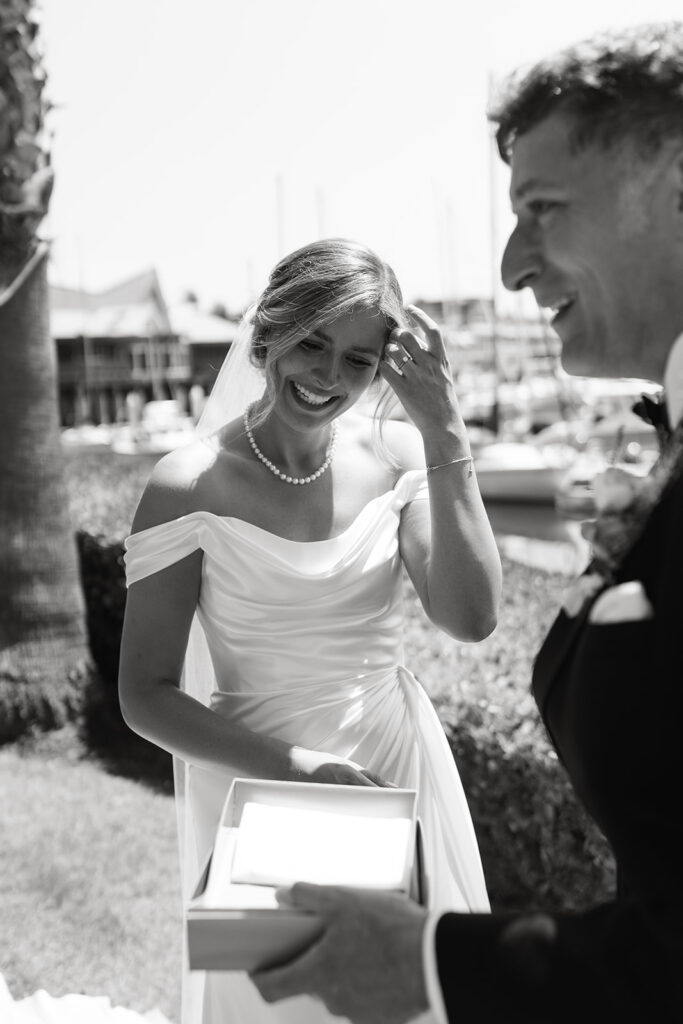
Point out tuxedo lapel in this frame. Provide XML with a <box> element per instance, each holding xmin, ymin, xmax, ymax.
<box><xmin>531</xmin><ymin>598</ymin><xmax>592</xmax><ymax>717</ymax></box>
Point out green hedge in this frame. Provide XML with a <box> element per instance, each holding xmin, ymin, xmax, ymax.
<box><xmin>66</xmin><ymin>449</ymin><xmax>155</xmax><ymax>694</ymax></box>
<box><xmin>65</xmin><ymin>451</ymin><xmax>616</xmax><ymax>912</ymax></box>
<box><xmin>445</xmin><ymin>701</ymin><xmax>615</xmax><ymax>911</ymax></box>
<box><xmin>65</xmin><ymin>451</ymin><xmax>172</xmax><ymax>783</ymax></box>
<box><xmin>403</xmin><ymin>557</ymin><xmax>616</xmax><ymax>912</ymax></box>
<box><xmin>0</xmin><ymin>660</ymin><xmax>92</xmax><ymax>744</ymax></box>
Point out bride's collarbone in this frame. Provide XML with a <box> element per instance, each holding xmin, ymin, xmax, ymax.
<box><xmin>243</xmin><ymin>483</ymin><xmax>383</xmax><ymax>542</ymax></box>
<box><xmin>197</xmin><ymin>461</ymin><xmax>394</xmax><ymax>542</ymax></box>
<box><xmin>187</xmin><ymin>425</ymin><xmax>399</xmax><ymax>541</ymax></box>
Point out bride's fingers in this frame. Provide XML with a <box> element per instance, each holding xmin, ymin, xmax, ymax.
<box><xmin>360</xmin><ymin>769</ymin><xmax>395</xmax><ymax>787</ymax></box>
<box><xmin>310</xmin><ymin>762</ymin><xmax>376</xmax><ymax>785</ymax></box>
<box><xmin>380</xmin><ymin>359</ymin><xmax>403</xmax><ymax>383</ymax></box>
<box><xmin>405</xmin><ymin>305</ymin><xmax>448</xmax><ymax>360</ymax></box>
<box><xmin>329</xmin><ymin>764</ymin><xmax>377</xmax><ymax>786</ymax></box>
<box><xmin>381</xmin><ymin>344</ymin><xmax>413</xmax><ymax>380</ymax></box>
<box><xmin>406</xmin><ymin>304</ymin><xmax>440</xmax><ymax>336</ymax></box>
<box><xmin>383</xmin><ymin>329</ymin><xmax>429</xmax><ymax>375</ymax></box>
<box><xmin>351</xmin><ymin>769</ymin><xmax>379</xmax><ymax>786</ymax></box>
<box><xmin>393</xmin><ymin>332</ymin><xmax>426</xmax><ymax>363</ymax></box>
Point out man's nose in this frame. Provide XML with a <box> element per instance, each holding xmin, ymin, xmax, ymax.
<box><xmin>501</xmin><ymin>222</ymin><xmax>542</xmax><ymax>292</ymax></box>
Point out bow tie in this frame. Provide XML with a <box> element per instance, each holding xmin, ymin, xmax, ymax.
<box><xmin>632</xmin><ymin>392</ymin><xmax>671</xmax><ymax>447</ymax></box>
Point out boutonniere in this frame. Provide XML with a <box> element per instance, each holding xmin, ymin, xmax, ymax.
<box><xmin>581</xmin><ymin>465</ymin><xmax>659</xmax><ymax>572</ymax></box>
<box><xmin>561</xmin><ymin>571</ymin><xmax>604</xmax><ymax>616</ymax></box>
<box><xmin>562</xmin><ymin>416</ymin><xmax>683</xmax><ymax>617</ymax></box>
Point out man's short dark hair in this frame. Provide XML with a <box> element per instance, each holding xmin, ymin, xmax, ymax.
<box><xmin>490</xmin><ymin>21</ymin><xmax>683</xmax><ymax>163</ymax></box>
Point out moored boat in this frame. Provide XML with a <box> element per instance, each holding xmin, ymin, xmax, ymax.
<box><xmin>474</xmin><ymin>441</ymin><xmax>576</xmax><ymax>504</ymax></box>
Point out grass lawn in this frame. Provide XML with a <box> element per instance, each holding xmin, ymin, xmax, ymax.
<box><xmin>0</xmin><ymin>734</ymin><xmax>182</xmax><ymax>1021</ymax></box>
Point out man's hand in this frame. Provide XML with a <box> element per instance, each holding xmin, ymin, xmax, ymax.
<box><xmin>251</xmin><ymin>883</ymin><xmax>430</xmax><ymax>1024</ymax></box>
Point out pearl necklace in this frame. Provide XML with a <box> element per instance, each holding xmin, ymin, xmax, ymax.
<box><xmin>243</xmin><ymin>405</ymin><xmax>338</xmax><ymax>485</ymax></box>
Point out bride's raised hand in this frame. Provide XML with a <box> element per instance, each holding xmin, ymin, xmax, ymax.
<box><xmin>380</xmin><ymin>305</ymin><xmax>464</xmax><ymax>440</ymax></box>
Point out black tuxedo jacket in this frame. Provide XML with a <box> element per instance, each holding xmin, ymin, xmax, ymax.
<box><xmin>435</xmin><ymin>465</ymin><xmax>683</xmax><ymax>1022</ymax></box>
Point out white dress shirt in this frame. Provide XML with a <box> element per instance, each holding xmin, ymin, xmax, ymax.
<box><xmin>664</xmin><ymin>331</ymin><xmax>683</xmax><ymax>430</ymax></box>
<box><xmin>421</xmin><ymin>910</ymin><xmax>449</xmax><ymax>1024</ymax></box>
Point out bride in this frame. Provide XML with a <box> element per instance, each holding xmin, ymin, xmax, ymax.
<box><xmin>118</xmin><ymin>237</ymin><xmax>501</xmax><ymax>1023</ymax></box>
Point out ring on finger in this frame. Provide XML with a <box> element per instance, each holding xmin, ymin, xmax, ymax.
<box><xmin>398</xmin><ymin>351</ymin><xmax>413</xmax><ymax>367</ymax></box>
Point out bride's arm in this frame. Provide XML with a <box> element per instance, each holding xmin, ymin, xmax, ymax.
<box><xmin>399</xmin><ymin>444</ymin><xmax>501</xmax><ymax>642</ymax></box>
<box><xmin>118</xmin><ymin>450</ymin><xmax>385</xmax><ymax>786</ymax></box>
<box><xmin>120</xmin><ymin>550</ymin><xmax>289</xmax><ymax>778</ymax></box>
<box><xmin>120</xmin><ymin>545</ymin><xmax>386</xmax><ymax>786</ymax></box>
<box><xmin>383</xmin><ymin>307</ymin><xmax>502</xmax><ymax>642</ymax></box>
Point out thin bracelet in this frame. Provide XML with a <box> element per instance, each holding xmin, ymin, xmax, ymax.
<box><xmin>426</xmin><ymin>454</ymin><xmax>474</xmax><ymax>477</ymax></box>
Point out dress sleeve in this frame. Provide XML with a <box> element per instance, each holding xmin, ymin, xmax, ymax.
<box><xmin>123</xmin><ymin>513</ymin><xmax>204</xmax><ymax>585</ymax></box>
<box><xmin>395</xmin><ymin>469</ymin><xmax>429</xmax><ymax>506</ymax></box>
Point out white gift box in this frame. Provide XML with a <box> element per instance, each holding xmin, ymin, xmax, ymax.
<box><xmin>187</xmin><ymin>778</ymin><xmax>426</xmax><ymax>971</ymax></box>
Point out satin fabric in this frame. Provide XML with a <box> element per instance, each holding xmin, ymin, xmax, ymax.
<box><xmin>124</xmin><ymin>469</ymin><xmax>489</xmax><ymax>1024</ymax></box>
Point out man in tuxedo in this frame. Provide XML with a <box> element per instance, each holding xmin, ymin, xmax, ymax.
<box><xmin>252</xmin><ymin>22</ymin><xmax>683</xmax><ymax>1022</ymax></box>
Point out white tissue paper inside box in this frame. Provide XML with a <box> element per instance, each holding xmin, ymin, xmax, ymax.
<box><xmin>229</xmin><ymin>801</ymin><xmax>411</xmax><ymax>889</ymax></box>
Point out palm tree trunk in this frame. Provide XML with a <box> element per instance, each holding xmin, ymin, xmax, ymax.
<box><xmin>0</xmin><ymin>247</ymin><xmax>92</xmax><ymax>740</ymax></box>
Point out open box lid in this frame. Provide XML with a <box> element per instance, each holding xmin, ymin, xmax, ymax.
<box><xmin>190</xmin><ymin>778</ymin><xmax>419</xmax><ymax>911</ymax></box>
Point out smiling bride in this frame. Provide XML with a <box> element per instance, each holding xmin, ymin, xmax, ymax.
<box><xmin>118</xmin><ymin>237</ymin><xmax>502</xmax><ymax>1024</ymax></box>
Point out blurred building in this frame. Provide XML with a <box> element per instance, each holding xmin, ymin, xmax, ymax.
<box><xmin>50</xmin><ymin>270</ymin><xmax>238</xmax><ymax>426</ymax></box>
<box><xmin>168</xmin><ymin>296</ymin><xmax>240</xmax><ymax>394</ymax></box>
<box><xmin>412</xmin><ymin>295</ymin><xmax>561</xmax><ymax>382</ymax></box>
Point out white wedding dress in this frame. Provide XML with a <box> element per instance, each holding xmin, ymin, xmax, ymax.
<box><xmin>0</xmin><ymin>975</ymin><xmax>172</xmax><ymax>1024</ymax></box>
<box><xmin>2</xmin><ymin>470</ymin><xmax>488</xmax><ymax>1024</ymax></box>
<box><xmin>123</xmin><ymin>468</ymin><xmax>490</xmax><ymax>1024</ymax></box>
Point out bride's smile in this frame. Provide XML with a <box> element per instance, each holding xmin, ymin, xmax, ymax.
<box><xmin>270</xmin><ymin>307</ymin><xmax>387</xmax><ymax>435</ymax></box>
<box><xmin>291</xmin><ymin>381</ymin><xmax>339</xmax><ymax>406</ymax></box>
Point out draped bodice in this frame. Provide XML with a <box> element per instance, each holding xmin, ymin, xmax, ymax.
<box><xmin>124</xmin><ymin>466</ymin><xmax>491</xmax><ymax>932</ymax></box>
<box><xmin>124</xmin><ymin>471</ymin><xmax>429</xmax><ymax>703</ymax></box>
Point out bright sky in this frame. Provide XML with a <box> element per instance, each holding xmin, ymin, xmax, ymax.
<box><xmin>40</xmin><ymin>0</ymin><xmax>683</xmax><ymax>313</ymax></box>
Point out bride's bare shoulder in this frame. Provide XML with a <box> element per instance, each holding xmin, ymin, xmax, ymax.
<box><xmin>343</xmin><ymin>410</ymin><xmax>424</xmax><ymax>475</ymax></box>
<box><xmin>377</xmin><ymin>417</ymin><xmax>425</xmax><ymax>473</ymax></box>
<box><xmin>130</xmin><ymin>420</ymin><xmax>246</xmax><ymax>533</ymax></box>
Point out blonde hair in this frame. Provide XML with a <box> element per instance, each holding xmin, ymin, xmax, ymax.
<box><xmin>247</xmin><ymin>239</ymin><xmax>408</xmax><ymax>448</ymax></box>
